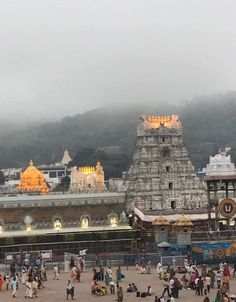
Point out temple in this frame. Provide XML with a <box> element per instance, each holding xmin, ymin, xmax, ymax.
<box><xmin>204</xmin><ymin>148</ymin><xmax>236</xmax><ymax>177</ymax></box>
<box><xmin>60</xmin><ymin>149</ymin><xmax>72</xmax><ymax>166</ymax></box>
<box><xmin>125</xmin><ymin>114</ymin><xmax>207</xmax><ymax>210</ymax></box>
<box><xmin>1</xmin><ymin>114</ymin><xmax>236</xmax><ymax>261</ymax></box>
<box><xmin>17</xmin><ymin>160</ymin><xmax>48</xmax><ymax>194</ymax></box>
<box><xmin>69</xmin><ymin>162</ymin><xmax>105</xmax><ymax>193</ymax></box>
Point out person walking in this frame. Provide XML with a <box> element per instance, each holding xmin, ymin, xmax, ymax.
<box><xmin>147</xmin><ymin>260</ymin><xmax>151</xmax><ymax>274</ymax></box>
<box><xmin>66</xmin><ymin>280</ymin><xmax>74</xmax><ymax>300</ymax></box>
<box><xmin>11</xmin><ymin>277</ymin><xmax>17</xmax><ymax>298</ymax></box>
<box><xmin>0</xmin><ymin>274</ymin><xmax>4</xmax><ymax>290</ymax></box>
<box><xmin>162</xmin><ymin>279</ymin><xmax>170</xmax><ymax>297</ymax></box>
<box><xmin>116</xmin><ymin>266</ymin><xmax>122</xmax><ymax>282</ymax></box>
<box><xmin>25</xmin><ymin>279</ymin><xmax>33</xmax><ymax>298</ymax></box>
<box><xmin>117</xmin><ymin>286</ymin><xmax>123</xmax><ymax>302</ymax></box>
<box><xmin>205</xmin><ymin>274</ymin><xmax>211</xmax><ymax>293</ymax></box>
<box><xmin>21</xmin><ymin>266</ymin><xmax>27</xmax><ymax>285</ymax></box>
<box><xmin>41</xmin><ymin>264</ymin><xmax>47</xmax><ymax>281</ymax></box>
<box><xmin>198</xmin><ymin>276</ymin><xmax>204</xmax><ymax>296</ymax></box>
<box><xmin>53</xmin><ymin>264</ymin><xmax>59</xmax><ymax>280</ymax></box>
<box><xmin>216</xmin><ymin>271</ymin><xmax>222</xmax><ymax>289</ymax></box>
<box><xmin>99</xmin><ymin>264</ymin><xmax>104</xmax><ymax>281</ymax></box>
<box><xmin>32</xmin><ymin>277</ymin><xmax>38</xmax><ymax>298</ymax></box>
<box><xmin>5</xmin><ymin>272</ymin><xmax>10</xmax><ymax>290</ymax></box>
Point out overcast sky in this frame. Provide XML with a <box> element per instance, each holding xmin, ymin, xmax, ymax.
<box><xmin>0</xmin><ymin>0</ymin><xmax>236</xmax><ymax>122</ymax></box>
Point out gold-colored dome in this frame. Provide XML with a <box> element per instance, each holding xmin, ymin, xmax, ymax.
<box><xmin>153</xmin><ymin>216</ymin><xmax>170</xmax><ymax>226</ymax></box>
<box><xmin>17</xmin><ymin>160</ymin><xmax>48</xmax><ymax>194</ymax></box>
<box><xmin>174</xmin><ymin>215</ymin><xmax>193</xmax><ymax>226</ymax></box>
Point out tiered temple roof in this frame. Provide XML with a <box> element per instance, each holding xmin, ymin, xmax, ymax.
<box><xmin>17</xmin><ymin>160</ymin><xmax>48</xmax><ymax>194</ymax></box>
<box><xmin>141</xmin><ymin>114</ymin><xmax>181</xmax><ymax>129</ymax></box>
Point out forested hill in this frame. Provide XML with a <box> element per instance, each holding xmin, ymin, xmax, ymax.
<box><xmin>0</xmin><ymin>92</ymin><xmax>236</xmax><ymax>179</ymax></box>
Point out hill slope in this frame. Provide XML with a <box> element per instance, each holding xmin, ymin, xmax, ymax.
<box><xmin>0</xmin><ymin>92</ymin><xmax>236</xmax><ymax>179</ymax></box>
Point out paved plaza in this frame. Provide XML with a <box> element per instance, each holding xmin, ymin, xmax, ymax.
<box><xmin>1</xmin><ymin>266</ymin><xmax>236</xmax><ymax>302</ymax></box>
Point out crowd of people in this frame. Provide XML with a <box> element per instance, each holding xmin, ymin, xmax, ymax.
<box><xmin>0</xmin><ymin>253</ymin><xmax>51</xmax><ymax>298</ymax></box>
<box><xmin>149</xmin><ymin>259</ymin><xmax>235</xmax><ymax>302</ymax></box>
<box><xmin>89</xmin><ymin>265</ymin><xmax>125</xmax><ymax>301</ymax></box>
<box><xmin>1</xmin><ymin>253</ymin><xmax>236</xmax><ymax>301</ymax></box>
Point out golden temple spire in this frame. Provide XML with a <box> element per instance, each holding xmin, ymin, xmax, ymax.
<box><xmin>17</xmin><ymin>160</ymin><xmax>49</xmax><ymax>194</ymax></box>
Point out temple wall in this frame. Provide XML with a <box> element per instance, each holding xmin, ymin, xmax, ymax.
<box><xmin>0</xmin><ymin>192</ymin><xmax>126</xmax><ymax>224</ymax></box>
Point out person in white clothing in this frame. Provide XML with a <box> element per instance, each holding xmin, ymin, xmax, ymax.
<box><xmin>156</xmin><ymin>263</ymin><xmax>163</xmax><ymax>279</ymax></box>
<box><xmin>21</xmin><ymin>266</ymin><xmax>27</xmax><ymax>284</ymax></box>
<box><xmin>25</xmin><ymin>279</ymin><xmax>33</xmax><ymax>298</ymax></box>
<box><xmin>205</xmin><ymin>275</ymin><xmax>211</xmax><ymax>293</ymax></box>
<box><xmin>170</xmin><ymin>294</ymin><xmax>175</xmax><ymax>302</ymax></box>
<box><xmin>53</xmin><ymin>264</ymin><xmax>59</xmax><ymax>280</ymax></box>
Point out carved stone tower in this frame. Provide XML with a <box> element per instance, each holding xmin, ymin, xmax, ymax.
<box><xmin>126</xmin><ymin>115</ymin><xmax>207</xmax><ymax>211</ymax></box>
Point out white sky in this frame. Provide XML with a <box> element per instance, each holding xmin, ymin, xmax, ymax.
<box><xmin>0</xmin><ymin>0</ymin><xmax>236</xmax><ymax>121</ymax></box>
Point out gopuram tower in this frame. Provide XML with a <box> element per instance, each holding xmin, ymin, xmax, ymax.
<box><xmin>126</xmin><ymin>115</ymin><xmax>207</xmax><ymax>211</ymax></box>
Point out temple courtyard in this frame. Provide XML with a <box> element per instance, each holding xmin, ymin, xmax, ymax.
<box><xmin>1</xmin><ymin>266</ymin><xmax>236</xmax><ymax>302</ymax></box>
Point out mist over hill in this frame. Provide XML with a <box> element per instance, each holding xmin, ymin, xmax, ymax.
<box><xmin>1</xmin><ymin>92</ymin><xmax>236</xmax><ymax>179</ymax></box>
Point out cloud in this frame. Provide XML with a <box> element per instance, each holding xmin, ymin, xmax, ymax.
<box><xmin>0</xmin><ymin>0</ymin><xmax>236</xmax><ymax>121</ymax></box>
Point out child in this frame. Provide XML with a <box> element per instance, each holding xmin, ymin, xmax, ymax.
<box><xmin>5</xmin><ymin>272</ymin><xmax>10</xmax><ymax>290</ymax></box>
<box><xmin>110</xmin><ymin>280</ymin><xmax>115</xmax><ymax>294</ymax></box>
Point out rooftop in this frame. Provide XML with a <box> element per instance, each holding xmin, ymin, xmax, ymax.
<box><xmin>141</xmin><ymin>114</ymin><xmax>181</xmax><ymax>129</ymax></box>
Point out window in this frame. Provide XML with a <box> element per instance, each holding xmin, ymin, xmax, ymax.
<box><xmin>169</xmin><ymin>182</ymin><xmax>173</xmax><ymax>190</ymax></box>
<box><xmin>162</xmin><ymin>137</ymin><xmax>165</xmax><ymax>142</ymax></box>
<box><xmin>171</xmin><ymin>200</ymin><xmax>176</xmax><ymax>209</ymax></box>
<box><xmin>58</xmin><ymin>171</ymin><xmax>65</xmax><ymax>177</ymax></box>
<box><xmin>49</xmin><ymin>171</ymin><xmax>57</xmax><ymax>178</ymax></box>
<box><xmin>162</xmin><ymin>146</ymin><xmax>171</xmax><ymax>158</ymax></box>
<box><xmin>166</xmin><ymin>166</ymin><xmax>170</xmax><ymax>172</ymax></box>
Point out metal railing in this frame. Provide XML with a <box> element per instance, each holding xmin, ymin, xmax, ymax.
<box><xmin>192</xmin><ymin>229</ymin><xmax>236</xmax><ymax>241</ymax></box>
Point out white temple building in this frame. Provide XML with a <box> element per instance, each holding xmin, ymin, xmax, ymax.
<box><xmin>203</xmin><ymin>148</ymin><xmax>236</xmax><ymax>177</ymax></box>
<box><xmin>60</xmin><ymin>149</ymin><xmax>72</xmax><ymax>166</ymax></box>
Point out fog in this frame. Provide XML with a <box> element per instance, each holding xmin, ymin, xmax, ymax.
<box><xmin>0</xmin><ymin>0</ymin><xmax>236</xmax><ymax>122</ymax></box>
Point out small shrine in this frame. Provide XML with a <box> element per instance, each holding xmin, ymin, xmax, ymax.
<box><xmin>174</xmin><ymin>215</ymin><xmax>193</xmax><ymax>245</ymax></box>
<box><xmin>69</xmin><ymin>162</ymin><xmax>105</xmax><ymax>193</ymax></box>
<box><xmin>152</xmin><ymin>216</ymin><xmax>170</xmax><ymax>243</ymax></box>
<box><xmin>17</xmin><ymin>160</ymin><xmax>48</xmax><ymax>194</ymax></box>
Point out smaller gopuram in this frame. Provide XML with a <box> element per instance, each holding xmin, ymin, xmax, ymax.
<box><xmin>60</xmin><ymin>149</ymin><xmax>72</xmax><ymax>166</ymax></box>
<box><xmin>17</xmin><ymin>160</ymin><xmax>48</xmax><ymax>194</ymax></box>
<box><xmin>204</xmin><ymin>148</ymin><xmax>236</xmax><ymax>230</ymax></box>
<box><xmin>69</xmin><ymin>162</ymin><xmax>106</xmax><ymax>193</ymax></box>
